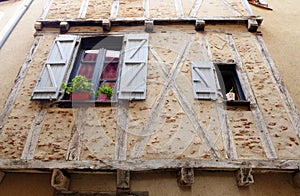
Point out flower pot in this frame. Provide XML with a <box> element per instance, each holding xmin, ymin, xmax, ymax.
<box><xmin>226</xmin><ymin>92</ymin><xmax>235</xmax><ymax>101</ymax></box>
<box><xmin>98</xmin><ymin>93</ymin><xmax>107</xmax><ymax>101</ymax></box>
<box><xmin>71</xmin><ymin>92</ymin><xmax>90</xmax><ymax>100</ymax></box>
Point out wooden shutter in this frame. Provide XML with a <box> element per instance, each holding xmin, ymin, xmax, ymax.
<box><xmin>118</xmin><ymin>34</ymin><xmax>149</xmax><ymax>100</ymax></box>
<box><xmin>191</xmin><ymin>62</ymin><xmax>217</xmax><ymax>100</ymax></box>
<box><xmin>32</xmin><ymin>35</ymin><xmax>77</xmax><ymax>100</ymax></box>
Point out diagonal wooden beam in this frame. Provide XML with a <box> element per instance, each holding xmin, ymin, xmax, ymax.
<box><xmin>130</xmin><ymin>39</ymin><xmax>192</xmax><ymax>159</ymax></box>
<box><xmin>174</xmin><ymin>0</ymin><xmax>184</xmax><ymax>17</ymax></box>
<box><xmin>78</xmin><ymin>0</ymin><xmax>90</xmax><ymax>18</ymax></box>
<box><xmin>110</xmin><ymin>0</ymin><xmax>119</xmax><ymax>19</ymax></box>
<box><xmin>143</xmin><ymin>0</ymin><xmax>150</xmax><ymax>18</ymax></box>
<box><xmin>189</xmin><ymin>0</ymin><xmax>203</xmax><ymax>17</ymax></box>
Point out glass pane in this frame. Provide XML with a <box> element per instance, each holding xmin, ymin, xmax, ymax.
<box><xmin>101</xmin><ymin>63</ymin><xmax>118</xmax><ymax>80</ymax></box>
<box><xmin>78</xmin><ymin>63</ymin><xmax>95</xmax><ymax>80</ymax></box>
<box><xmin>83</xmin><ymin>52</ymin><xmax>98</xmax><ymax>62</ymax></box>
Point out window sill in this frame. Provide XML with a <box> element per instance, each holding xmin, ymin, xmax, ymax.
<box><xmin>57</xmin><ymin>100</ymin><xmax>118</xmax><ymax>108</ymax></box>
<box><xmin>225</xmin><ymin>100</ymin><xmax>250</xmax><ymax>110</ymax></box>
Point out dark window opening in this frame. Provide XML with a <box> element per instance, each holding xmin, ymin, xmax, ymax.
<box><xmin>215</xmin><ymin>64</ymin><xmax>250</xmax><ymax>109</ymax></box>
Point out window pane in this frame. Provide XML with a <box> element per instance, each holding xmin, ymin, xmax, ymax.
<box><xmin>78</xmin><ymin>64</ymin><xmax>95</xmax><ymax>80</ymax></box>
<box><xmin>101</xmin><ymin>63</ymin><xmax>118</xmax><ymax>80</ymax></box>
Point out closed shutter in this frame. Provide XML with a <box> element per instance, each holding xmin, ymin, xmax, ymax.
<box><xmin>191</xmin><ymin>62</ymin><xmax>217</xmax><ymax>100</ymax></box>
<box><xmin>118</xmin><ymin>34</ymin><xmax>149</xmax><ymax>100</ymax></box>
<box><xmin>32</xmin><ymin>35</ymin><xmax>77</xmax><ymax>100</ymax></box>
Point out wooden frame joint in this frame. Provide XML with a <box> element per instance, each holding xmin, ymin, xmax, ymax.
<box><xmin>247</xmin><ymin>19</ymin><xmax>258</xmax><ymax>32</ymax></box>
<box><xmin>237</xmin><ymin>166</ymin><xmax>254</xmax><ymax>187</ymax></box>
<box><xmin>117</xmin><ymin>170</ymin><xmax>130</xmax><ymax>191</ymax></box>
<box><xmin>60</xmin><ymin>21</ymin><xmax>70</xmax><ymax>33</ymax></box>
<box><xmin>195</xmin><ymin>19</ymin><xmax>205</xmax><ymax>31</ymax></box>
<box><xmin>34</xmin><ymin>21</ymin><xmax>43</xmax><ymax>31</ymax></box>
<box><xmin>178</xmin><ymin>168</ymin><xmax>194</xmax><ymax>186</ymax></box>
<box><xmin>102</xmin><ymin>19</ymin><xmax>111</xmax><ymax>32</ymax></box>
<box><xmin>144</xmin><ymin>20</ymin><xmax>154</xmax><ymax>33</ymax></box>
<box><xmin>51</xmin><ymin>169</ymin><xmax>70</xmax><ymax>191</ymax></box>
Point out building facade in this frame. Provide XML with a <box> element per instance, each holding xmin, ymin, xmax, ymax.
<box><xmin>0</xmin><ymin>0</ymin><xmax>300</xmax><ymax>195</ymax></box>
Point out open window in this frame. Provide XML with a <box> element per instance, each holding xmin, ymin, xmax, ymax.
<box><xmin>215</xmin><ymin>63</ymin><xmax>250</xmax><ymax>108</ymax></box>
<box><xmin>31</xmin><ymin>34</ymin><xmax>149</xmax><ymax>104</ymax></box>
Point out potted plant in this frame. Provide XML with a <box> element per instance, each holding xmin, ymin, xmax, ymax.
<box><xmin>61</xmin><ymin>75</ymin><xmax>93</xmax><ymax>100</ymax></box>
<box><xmin>226</xmin><ymin>87</ymin><xmax>235</xmax><ymax>101</ymax></box>
<box><xmin>95</xmin><ymin>83</ymin><xmax>113</xmax><ymax>101</ymax></box>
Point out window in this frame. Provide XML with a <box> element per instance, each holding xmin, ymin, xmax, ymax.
<box><xmin>31</xmin><ymin>34</ymin><xmax>149</xmax><ymax>102</ymax></box>
<box><xmin>63</xmin><ymin>36</ymin><xmax>123</xmax><ymax>101</ymax></box>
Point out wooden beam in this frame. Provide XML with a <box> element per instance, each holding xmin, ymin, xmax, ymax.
<box><xmin>35</xmin><ymin>16</ymin><xmax>263</xmax><ymax>29</ymax></box>
<box><xmin>195</xmin><ymin>19</ymin><xmax>205</xmax><ymax>31</ymax></box>
<box><xmin>51</xmin><ymin>169</ymin><xmax>70</xmax><ymax>191</ymax></box>
<box><xmin>247</xmin><ymin>19</ymin><xmax>258</xmax><ymax>32</ymax></box>
<box><xmin>78</xmin><ymin>0</ymin><xmax>89</xmax><ymax>18</ymax></box>
<box><xmin>236</xmin><ymin>166</ymin><xmax>254</xmax><ymax>187</ymax></box>
<box><xmin>115</xmin><ymin>100</ymin><xmax>129</xmax><ymax>161</ymax></box>
<box><xmin>67</xmin><ymin>107</ymin><xmax>86</xmax><ymax>161</ymax></box>
<box><xmin>102</xmin><ymin>19</ymin><xmax>111</xmax><ymax>32</ymax></box>
<box><xmin>0</xmin><ymin>37</ymin><xmax>41</xmax><ymax>132</ymax></box>
<box><xmin>189</xmin><ymin>0</ymin><xmax>203</xmax><ymax>17</ymax></box>
<box><xmin>144</xmin><ymin>20</ymin><xmax>154</xmax><ymax>32</ymax></box>
<box><xmin>0</xmin><ymin>159</ymin><xmax>300</xmax><ymax>171</ymax></box>
<box><xmin>293</xmin><ymin>171</ymin><xmax>300</xmax><ymax>188</ymax></box>
<box><xmin>178</xmin><ymin>168</ymin><xmax>194</xmax><ymax>186</ymax></box>
<box><xmin>60</xmin><ymin>21</ymin><xmax>70</xmax><ymax>33</ymax></box>
<box><xmin>143</xmin><ymin>0</ymin><xmax>149</xmax><ymax>18</ymax></box>
<box><xmin>21</xmin><ymin>107</ymin><xmax>47</xmax><ymax>160</ymax></box>
<box><xmin>117</xmin><ymin>170</ymin><xmax>130</xmax><ymax>190</ymax></box>
<box><xmin>110</xmin><ymin>0</ymin><xmax>119</xmax><ymax>19</ymax></box>
<box><xmin>174</xmin><ymin>0</ymin><xmax>184</xmax><ymax>17</ymax></box>
<box><xmin>40</xmin><ymin>0</ymin><xmax>53</xmax><ymax>19</ymax></box>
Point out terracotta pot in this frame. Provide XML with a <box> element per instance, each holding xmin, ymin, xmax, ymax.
<box><xmin>70</xmin><ymin>92</ymin><xmax>90</xmax><ymax>100</ymax></box>
<box><xmin>226</xmin><ymin>92</ymin><xmax>235</xmax><ymax>101</ymax></box>
<box><xmin>98</xmin><ymin>93</ymin><xmax>107</xmax><ymax>101</ymax></box>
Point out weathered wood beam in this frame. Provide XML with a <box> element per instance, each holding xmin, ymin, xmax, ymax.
<box><xmin>195</xmin><ymin>19</ymin><xmax>205</xmax><ymax>31</ymax></box>
<box><xmin>189</xmin><ymin>0</ymin><xmax>203</xmax><ymax>17</ymax></box>
<box><xmin>78</xmin><ymin>0</ymin><xmax>89</xmax><ymax>18</ymax></box>
<box><xmin>102</xmin><ymin>19</ymin><xmax>111</xmax><ymax>32</ymax></box>
<box><xmin>40</xmin><ymin>0</ymin><xmax>53</xmax><ymax>19</ymax></box>
<box><xmin>236</xmin><ymin>166</ymin><xmax>254</xmax><ymax>187</ymax></box>
<box><xmin>144</xmin><ymin>20</ymin><xmax>154</xmax><ymax>32</ymax></box>
<box><xmin>0</xmin><ymin>37</ymin><xmax>40</xmax><ymax>132</ymax></box>
<box><xmin>51</xmin><ymin>169</ymin><xmax>70</xmax><ymax>191</ymax></box>
<box><xmin>143</xmin><ymin>0</ymin><xmax>149</xmax><ymax>18</ymax></box>
<box><xmin>117</xmin><ymin>170</ymin><xmax>130</xmax><ymax>190</ymax></box>
<box><xmin>110</xmin><ymin>0</ymin><xmax>119</xmax><ymax>19</ymax></box>
<box><xmin>247</xmin><ymin>19</ymin><xmax>258</xmax><ymax>32</ymax></box>
<box><xmin>174</xmin><ymin>0</ymin><xmax>184</xmax><ymax>17</ymax></box>
<box><xmin>115</xmin><ymin>100</ymin><xmax>129</xmax><ymax>161</ymax></box>
<box><xmin>60</xmin><ymin>21</ymin><xmax>70</xmax><ymax>33</ymax></box>
<box><xmin>0</xmin><ymin>159</ymin><xmax>300</xmax><ymax>171</ymax></box>
<box><xmin>21</xmin><ymin>107</ymin><xmax>47</xmax><ymax>160</ymax></box>
<box><xmin>178</xmin><ymin>168</ymin><xmax>194</xmax><ymax>186</ymax></box>
<box><xmin>34</xmin><ymin>16</ymin><xmax>263</xmax><ymax>31</ymax></box>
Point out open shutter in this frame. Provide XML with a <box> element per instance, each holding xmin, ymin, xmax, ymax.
<box><xmin>118</xmin><ymin>34</ymin><xmax>149</xmax><ymax>100</ymax></box>
<box><xmin>32</xmin><ymin>35</ymin><xmax>77</xmax><ymax>100</ymax></box>
<box><xmin>191</xmin><ymin>62</ymin><xmax>217</xmax><ymax>100</ymax></box>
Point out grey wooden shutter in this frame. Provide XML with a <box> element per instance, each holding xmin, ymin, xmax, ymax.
<box><xmin>32</xmin><ymin>35</ymin><xmax>77</xmax><ymax>100</ymax></box>
<box><xmin>118</xmin><ymin>34</ymin><xmax>149</xmax><ymax>100</ymax></box>
<box><xmin>191</xmin><ymin>62</ymin><xmax>217</xmax><ymax>100</ymax></box>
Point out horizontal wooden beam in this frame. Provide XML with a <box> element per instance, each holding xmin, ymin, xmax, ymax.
<box><xmin>35</xmin><ymin>16</ymin><xmax>263</xmax><ymax>31</ymax></box>
<box><xmin>0</xmin><ymin>159</ymin><xmax>300</xmax><ymax>171</ymax></box>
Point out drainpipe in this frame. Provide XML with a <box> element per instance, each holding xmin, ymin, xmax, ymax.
<box><xmin>0</xmin><ymin>0</ymin><xmax>34</xmax><ymax>49</ymax></box>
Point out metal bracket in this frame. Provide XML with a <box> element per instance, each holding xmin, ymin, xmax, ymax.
<box><xmin>145</xmin><ymin>20</ymin><xmax>154</xmax><ymax>33</ymax></box>
<box><xmin>178</xmin><ymin>168</ymin><xmax>194</xmax><ymax>186</ymax></box>
<box><xmin>195</xmin><ymin>19</ymin><xmax>205</xmax><ymax>31</ymax></box>
<box><xmin>102</xmin><ymin>19</ymin><xmax>111</xmax><ymax>32</ymax></box>
<box><xmin>60</xmin><ymin>22</ymin><xmax>70</xmax><ymax>34</ymax></box>
<box><xmin>51</xmin><ymin>169</ymin><xmax>70</xmax><ymax>191</ymax></box>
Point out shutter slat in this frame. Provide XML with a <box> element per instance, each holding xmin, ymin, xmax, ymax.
<box><xmin>191</xmin><ymin>62</ymin><xmax>217</xmax><ymax>100</ymax></box>
<box><xmin>32</xmin><ymin>35</ymin><xmax>77</xmax><ymax>100</ymax></box>
<box><xmin>119</xmin><ymin>34</ymin><xmax>149</xmax><ymax>100</ymax></box>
